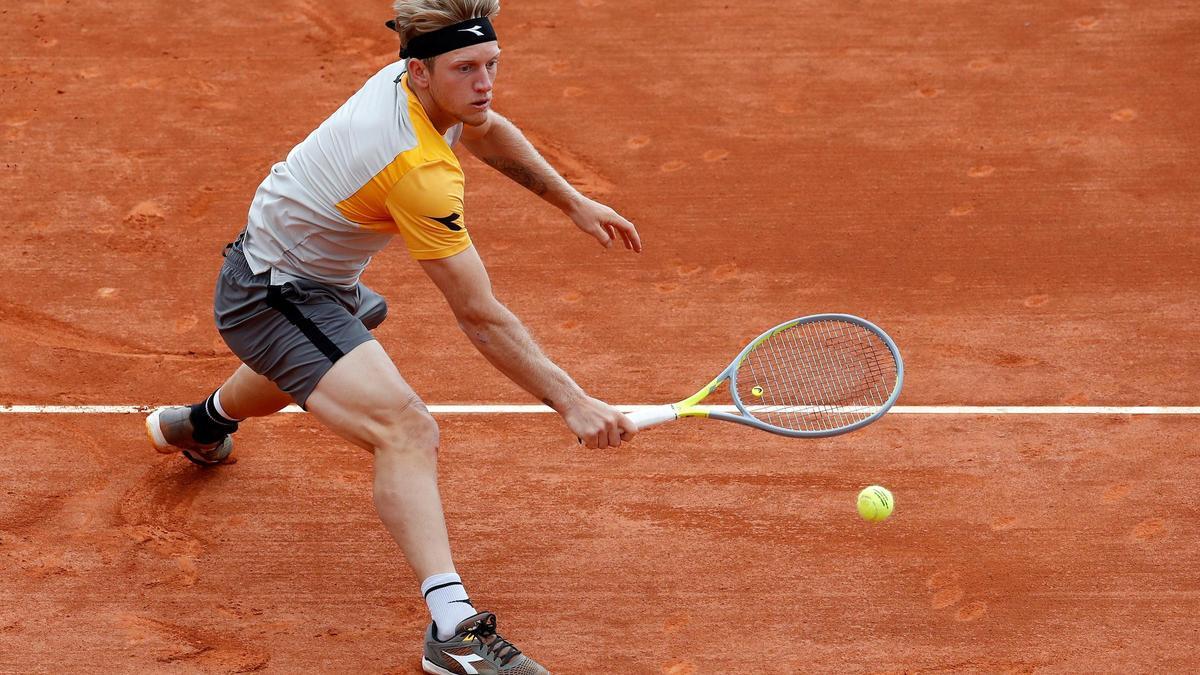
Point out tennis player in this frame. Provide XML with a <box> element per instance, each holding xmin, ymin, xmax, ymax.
<box><xmin>145</xmin><ymin>1</ymin><xmax>639</xmax><ymax>672</ymax></box>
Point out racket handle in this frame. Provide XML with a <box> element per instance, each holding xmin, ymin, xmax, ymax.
<box><xmin>625</xmin><ymin>405</ymin><xmax>678</xmax><ymax>430</ymax></box>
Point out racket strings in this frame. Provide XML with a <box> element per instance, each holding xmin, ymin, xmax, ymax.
<box><xmin>739</xmin><ymin>319</ymin><xmax>898</xmax><ymax>432</ymax></box>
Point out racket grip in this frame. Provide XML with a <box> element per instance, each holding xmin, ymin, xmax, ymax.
<box><xmin>625</xmin><ymin>405</ymin><xmax>678</xmax><ymax>430</ymax></box>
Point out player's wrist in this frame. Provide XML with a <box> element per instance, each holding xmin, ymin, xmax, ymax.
<box><xmin>540</xmin><ymin>386</ymin><xmax>585</xmax><ymax>415</ymax></box>
<box><xmin>557</xmin><ymin>191</ymin><xmax>589</xmax><ymax>218</ymax></box>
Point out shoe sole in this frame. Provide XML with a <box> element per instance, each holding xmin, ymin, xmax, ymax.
<box><xmin>420</xmin><ymin>659</ymin><xmax>456</xmax><ymax>675</ymax></box>
<box><xmin>421</xmin><ymin>656</ymin><xmax>549</xmax><ymax>675</ymax></box>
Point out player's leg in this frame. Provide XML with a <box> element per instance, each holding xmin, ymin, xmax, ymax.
<box><xmin>145</xmin><ymin>363</ymin><xmax>293</xmax><ymax>465</ymax></box>
<box><xmin>304</xmin><ymin>339</ymin><xmax>453</xmax><ymax>580</ymax></box>
<box><xmin>216</xmin><ymin>364</ymin><xmax>294</xmax><ymax>419</ymax></box>
<box><xmin>305</xmin><ymin>340</ymin><xmax>548</xmax><ymax>674</ymax></box>
<box><xmin>303</xmin><ymin>341</ymin><xmax>478</xmax><ymax>643</ymax></box>
<box><xmin>145</xmin><ymin>230</ymin><xmax>295</xmax><ymax>464</ymax></box>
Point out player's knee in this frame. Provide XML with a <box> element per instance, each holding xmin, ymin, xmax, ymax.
<box><xmin>372</xmin><ymin>398</ymin><xmax>440</xmax><ymax>462</ymax></box>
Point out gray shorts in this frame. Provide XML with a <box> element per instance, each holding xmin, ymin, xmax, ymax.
<box><xmin>214</xmin><ymin>236</ymin><xmax>387</xmax><ymax>407</ymax></box>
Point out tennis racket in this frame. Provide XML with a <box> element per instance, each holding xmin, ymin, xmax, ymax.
<box><xmin>627</xmin><ymin>314</ymin><xmax>903</xmax><ymax>437</ymax></box>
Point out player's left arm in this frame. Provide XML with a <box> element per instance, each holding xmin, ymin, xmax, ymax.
<box><xmin>459</xmin><ymin>111</ymin><xmax>642</xmax><ymax>252</ymax></box>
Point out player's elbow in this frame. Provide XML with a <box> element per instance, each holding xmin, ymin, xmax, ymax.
<box><xmin>454</xmin><ymin>295</ymin><xmax>510</xmax><ymax>340</ymax></box>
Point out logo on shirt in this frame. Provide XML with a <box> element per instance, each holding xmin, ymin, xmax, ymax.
<box><xmin>428</xmin><ymin>213</ymin><xmax>463</xmax><ymax>231</ymax></box>
<box><xmin>458</xmin><ymin>25</ymin><xmax>485</xmax><ymax>37</ymax></box>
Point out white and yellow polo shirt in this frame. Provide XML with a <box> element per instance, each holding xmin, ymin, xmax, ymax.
<box><xmin>242</xmin><ymin>62</ymin><xmax>469</xmax><ymax>288</ymax></box>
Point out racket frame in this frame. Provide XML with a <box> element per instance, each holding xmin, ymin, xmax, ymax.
<box><xmin>630</xmin><ymin>313</ymin><xmax>904</xmax><ymax>437</ymax></box>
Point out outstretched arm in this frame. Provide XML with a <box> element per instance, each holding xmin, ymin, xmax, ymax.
<box><xmin>419</xmin><ymin>246</ymin><xmax>636</xmax><ymax>449</ymax></box>
<box><xmin>460</xmin><ymin>111</ymin><xmax>642</xmax><ymax>253</ymax></box>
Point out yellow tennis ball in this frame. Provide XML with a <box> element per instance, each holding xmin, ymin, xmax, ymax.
<box><xmin>857</xmin><ymin>485</ymin><xmax>894</xmax><ymax>522</ymax></box>
<box><xmin>751</xmin><ymin>386</ymin><xmax>764</xmax><ymax>397</ymax></box>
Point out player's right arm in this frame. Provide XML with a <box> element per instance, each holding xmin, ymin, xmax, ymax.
<box><xmin>418</xmin><ymin>247</ymin><xmax>636</xmax><ymax>449</ymax></box>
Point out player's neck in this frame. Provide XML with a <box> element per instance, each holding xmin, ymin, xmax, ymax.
<box><xmin>411</xmin><ymin>83</ymin><xmax>455</xmax><ymax>135</ymax></box>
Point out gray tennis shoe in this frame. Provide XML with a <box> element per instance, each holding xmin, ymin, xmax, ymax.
<box><xmin>422</xmin><ymin>612</ymin><xmax>549</xmax><ymax>675</ymax></box>
<box><xmin>145</xmin><ymin>406</ymin><xmax>234</xmax><ymax>466</ymax></box>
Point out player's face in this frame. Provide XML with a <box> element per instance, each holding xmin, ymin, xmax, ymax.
<box><xmin>428</xmin><ymin>43</ymin><xmax>500</xmax><ymax>127</ymax></box>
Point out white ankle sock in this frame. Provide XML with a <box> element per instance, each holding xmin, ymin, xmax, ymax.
<box><xmin>422</xmin><ymin>572</ymin><xmax>478</xmax><ymax>641</ymax></box>
<box><xmin>210</xmin><ymin>388</ymin><xmax>242</xmax><ymax>423</ymax></box>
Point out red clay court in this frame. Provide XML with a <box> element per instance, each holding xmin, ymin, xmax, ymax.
<box><xmin>2</xmin><ymin>0</ymin><xmax>1198</xmax><ymax>672</ymax></box>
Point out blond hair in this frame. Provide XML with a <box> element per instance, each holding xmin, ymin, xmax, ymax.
<box><xmin>391</xmin><ymin>0</ymin><xmax>500</xmax><ymax>58</ymax></box>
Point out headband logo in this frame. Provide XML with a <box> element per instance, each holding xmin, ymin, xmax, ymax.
<box><xmin>458</xmin><ymin>25</ymin><xmax>485</xmax><ymax>36</ymax></box>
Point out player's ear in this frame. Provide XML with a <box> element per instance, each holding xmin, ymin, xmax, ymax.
<box><xmin>407</xmin><ymin>58</ymin><xmax>431</xmax><ymax>88</ymax></box>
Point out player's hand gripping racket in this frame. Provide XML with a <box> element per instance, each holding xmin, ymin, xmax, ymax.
<box><xmin>627</xmin><ymin>314</ymin><xmax>903</xmax><ymax>437</ymax></box>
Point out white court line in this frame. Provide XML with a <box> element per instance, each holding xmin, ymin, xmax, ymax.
<box><xmin>0</xmin><ymin>405</ymin><xmax>1198</xmax><ymax>415</ymax></box>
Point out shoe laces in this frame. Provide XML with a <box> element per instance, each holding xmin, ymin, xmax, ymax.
<box><xmin>465</xmin><ymin>614</ymin><xmax>522</xmax><ymax>666</ymax></box>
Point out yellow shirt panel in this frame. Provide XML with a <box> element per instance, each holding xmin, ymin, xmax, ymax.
<box><xmin>334</xmin><ymin>145</ymin><xmax>424</xmax><ymax>229</ymax></box>
<box><xmin>385</xmin><ymin>160</ymin><xmax>471</xmax><ymax>260</ymax></box>
<box><xmin>333</xmin><ymin>74</ymin><xmax>469</xmax><ymax>258</ymax></box>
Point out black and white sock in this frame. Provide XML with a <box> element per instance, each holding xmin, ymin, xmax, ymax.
<box><xmin>188</xmin><ymin>388</ymin><xmax>240</xmax><ymax>443</ymax></box>
<box><xmin>422</xmin><ymin>572</ymin><xmax>477</xmax><ymax>641</ymax></box>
